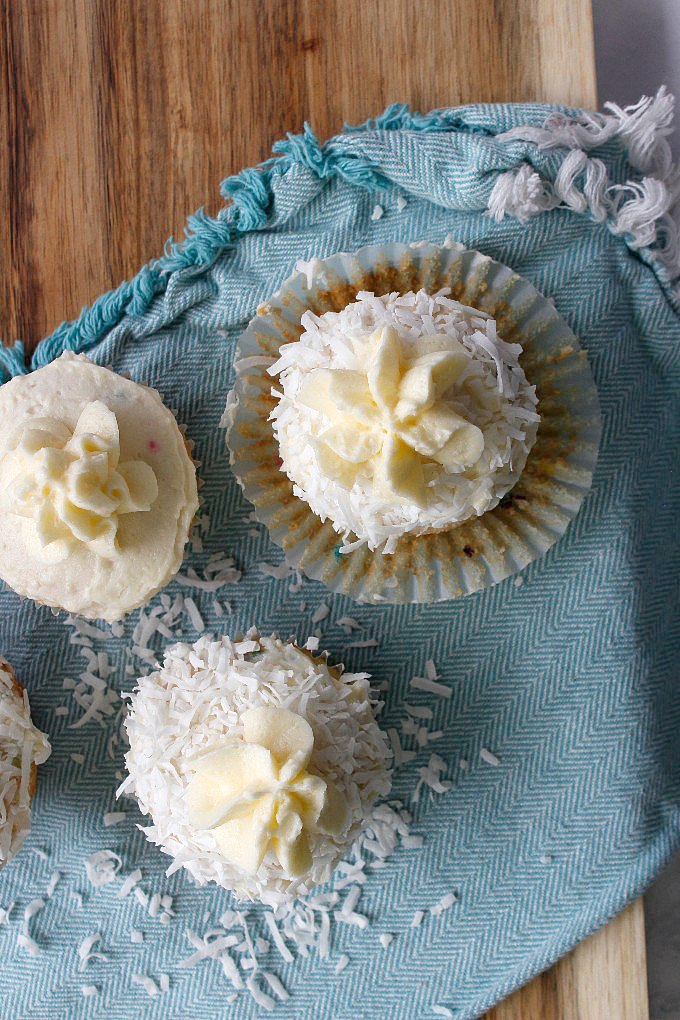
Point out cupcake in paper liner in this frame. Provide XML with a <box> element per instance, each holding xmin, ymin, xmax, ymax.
<box><xmin>0</xmin><ymin>657</ymin><xmax>51</xmax><ymax>868</ymax></box>
<box><xmin>120</xmin><ymin>631</ymin><xmax>392</xmax><ymax>906</ymax></box>
<box><xmin>224</xmin><ymin>242</ymin><xmax>601</xmax><ymax>603</ymax></box>
<box><xmin>0</xmin><ymin>351</ymin><xmax>199</xmax><ymax>621</ymax></box>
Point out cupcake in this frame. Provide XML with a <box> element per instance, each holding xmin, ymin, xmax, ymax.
<box><xmin>120</xmin><ymin>631</ymin><xmax>392</xmax><ymax>904</ymax></box>
<box><xmin>0</xmin><ymin>351</ymin><xmax>199</xmax><ymax>621</ymax></box>
<box><xmin>270</xmin><ymin>290</ymin><xmax>539</xmax><ymax>554</ymax></box>
<box><xmin>226</xmin><ymin>242</ymin><xmax>600</xmax><ymax>603</ymax></box>
<box><xmin>0</xmin><ymin>657</ymin><xmax>51</xmax><ymax>867</ymax></box>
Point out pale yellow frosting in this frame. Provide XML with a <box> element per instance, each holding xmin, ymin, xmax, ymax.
<box><xmin>1</xmin><ymin>401</ymin><xmax>158</xmax><ymax>560</ymax></box>
<box><xmin>0</xmin><ymin>352</ymin><xmax>198</xmax><ymax>621</ymax></box>
<box><xmin>186</xmin><ymin>706</ymin><xmax>349</xmax><ymax>878</ymax></box>
<box><xmin>298</xmin><ymin>324</ymin><xmax>484</xmax><ymax>507</ymax></box>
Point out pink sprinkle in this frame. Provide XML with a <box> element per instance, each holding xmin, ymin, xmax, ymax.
<box><xmin>148</xmin><ymin>440</ymin><xmax>159</xmax><ymax>451</ymax></box>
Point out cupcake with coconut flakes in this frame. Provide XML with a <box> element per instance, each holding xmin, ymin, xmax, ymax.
<box><xmin>0</xmin><ymin>351</ymin><xmax>199</xmax><ymax>621</ymax></box>
<box><xmin>226</xmin><ymin>242</ymin><xmax>600</xmax><ymax>603</ymax></box>
<box><xmin>270</xmin><ymin>290</ymin><xmax>540</xmax><ymax>555</ymax></box>
<box><xmin>0</xmin><ymin>658</ymin><xmax>51</xmax><ymax>867</ymax></box>
<box><xmin>120</xmin><ymin>631</ymin><xmax>392</xmax><ymax>905</ymax></box>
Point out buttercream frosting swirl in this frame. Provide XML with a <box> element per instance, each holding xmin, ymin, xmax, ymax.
<box><xmin>298</xmin><ymin>324</ymin><xmax>484</xmax><ymax>507</ymax></box>
<box><xmin>0</xmin><ymin>400</ymin><xmax>158</xmax><ymax>559</ymax></box>
<box><xmin>186</xmin><ymin>706</ymin><xmax>349</xmax><ymax>878</ymax></box>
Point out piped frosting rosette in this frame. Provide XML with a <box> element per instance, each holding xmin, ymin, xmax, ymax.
<box><xmin>225</xmin><ymin>242</ymin><xmax>601</xmax><ymax>603</ymax></box>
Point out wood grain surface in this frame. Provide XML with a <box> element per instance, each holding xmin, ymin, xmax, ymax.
<box><xmin>0</xmin><ymin>1</ymin><xmax>649</xmax><ymax>1018</ymax></box>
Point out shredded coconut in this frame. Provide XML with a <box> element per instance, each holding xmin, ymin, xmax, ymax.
<box><xmin>85</xmin><ymin>849</ymin><xmax>122</xmax><ymax>887</ymax></box>
<box><xmin>480</xmin><ymin>747</ymin><xmax>501</xmax><ymax>767</ymax></box>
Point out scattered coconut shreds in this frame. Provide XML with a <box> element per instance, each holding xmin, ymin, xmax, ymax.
<box><xmin>247</xmin><ymin>976</ymin><xmax>276</xmax><ymax>1011</ymax></box>
<box><xmin>413</xmin><ymin>755</ymin><xmax>453</xmax><ymax>803</ymax></box>
<box><xmin>70</xmin><ymin>752</ymin><xmax>85</xmax><ymax>765</ymax></box>
<box><xmin>396</xmin><ymin>194</ymin><xmax>408</xmax><ymax>211</ymax></box>
<box><xmin>370</xmin><ymin>203</ymin><xmax>384</xmax><ymax>221</ymax></box>
<box><xmin>46</xmin><ymin>871</ymin><xmax>60</xmax><ymax>897</ymax></box>
<box><xmin>85</xmin><ymin>849</ymin><xmax>122</xmax><ymax>887</ymax></box>
<box><xmin>431</xmin><ymin>891</ymin><xmax>458</xmax><ymax>917</ymax></box>
<box><xmin>388</xmin><ymin>727</ymin><xmax>416</xmax><ymax>766</ymax></box>
<box><xmin>311</xmin><ymin>602</ymin><xmax>330</xmax><ymax>624</ymax></box>
<box><xmin>348</xmin><ymin>639</ymin><xmax>379</xmax><ymax>649</ymax></box>
<box><xmin>183</xmin><ymin>596</ymin><xmax>205</xmax><ymax>633</ymax></box>
<box><xmin>262</xmin><ymin>971</ymin><xmax>289</xmax><ymax>1001</ymax></box>
<box><xmin>433</xmin><ymin>1006</ymin><xmax>454</xmax><ymax>1019</ymax></box>
<box><xmin>480</xmin><ymin>747</ymin><xmax>501</xmax><ymax>767</ymax></box>
<box><xmin>540</xmin><ymin>854</ymin><xmax>554</xmax><ymax>865</ymax></box>
<box><xmin>410</xmin><ymin>674</ymin><xmax>452</xmax><ymax>699</ymax></box>
<box><xmin>514</xmin><ymin>574</ymin><xmax>524</xmax><ymax>587</ymax></box>
<box><xmin>0</xmin><ymin>902</ymin><xmax>15</xmax><ymax>925</ymax></box>
<box><xmin>411</xmin><ymin>910</ymin><xmax>425</xmax><ymax>928</ymax></box>
<box><xmin>17</xmin><ymin>932</ymin><xmax>40</xmax><ymax>956</ymax></box>
<box><xmin>78</xmin><ymin>932</ymin><xmax>109</xmax><ymax>971</ymax></box>
<box><xmin>379</xmin><ymin>932</ymin><xmax>394</xmax><ymax>948</ymax></box>
<box><xmin>259</xmin><ymin>560</ymin><xmax>295</xmax><ymax>581</ymax></box>
<box><xmin>336</xmin><ymin>616</ymin><xmax>362</xmax><ymax>634</ymax></box>
<box><xmin>264</xmin><ymin>913</ymin><xmax>294</xmax><ymax>964</ymax></box>
<box><xmin>81</xmin><ymin>985</ymin><xmax>99</xmax><ymax>998</ymax></box>
<box><xmin>334</xmin><ymin>954</ymin><xmax>350</xmax><ymax>975</ymax></box>
<box><xmin>130</xmin><ymin>929</ymin><xmax>144</xmax><ymax>944</ymax></box>
<box><xmin>103</xmin><ymin>811</ymin><xmax>127</xmax><ymax>827</ymax></box>
<box><xmin>304</xmin><ymin>636</ymin><xmax>320</xmax><ymax>652</ymax></box>
<box><xmin>175</xmin><ymin>559</ymin><xmax>241</xmax><ymax>592</ymax></box>
<box><xmin>269</xmin><ymin>288</ymin><xmax>540</xmax><ymax>553</ymax></box>
<box><xmin>131</xmin><ymin>973</ymin><xmax>160</xmax><ymax>998</ymax></box>
<box><xmin>118</xmin><ymin>868</ymin><xmax>142</xmax><ymax>900</ymax></box>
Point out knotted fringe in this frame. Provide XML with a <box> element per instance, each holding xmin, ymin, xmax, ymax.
<box><xmin>2</xmin><ymin>94</ymin><xmax>678</xmax><ymax>383</ymax></box>
<box><xmin>488</xmin><ymin>88</ymin><xmax>680</xmax><ymax>279</ymax></box>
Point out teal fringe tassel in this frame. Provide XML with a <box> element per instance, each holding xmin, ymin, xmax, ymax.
<box><xmin>0</xmin><ymin>101</ymin><xmax>540</xmax><ymax>380</ymax></box>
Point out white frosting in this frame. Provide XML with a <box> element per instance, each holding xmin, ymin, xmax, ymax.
<box><xmin>0</xmin><ymin>353</ymin><xmax>198</xmax><ymax>621</ymax></box>
<box><xmin>120</xmin><ymin>632</ymin><xmax>392</xmax><ymax>904</ymax></box>
<box><xmin>0</xmin><ymin>660</ymin><xmax>51</xmax><ymax>867</ymax></box>
<box><xmin>269</xmin><ymin>289</ymin><xmax>540</xmax><ymax>553</ymax></box>
<box><xmin>186</xmin><ymin>707</ymin><xmax>349</xmax><ymax>878</ymax></box>
<box><xmin>1</xmin><ymin>401</ymin><xmax>158</xmax><ymax>560</ymax></box>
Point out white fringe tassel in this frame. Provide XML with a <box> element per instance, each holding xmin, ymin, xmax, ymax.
<box><xmin>488</xmin><ymin>88</ymin><xmax>680</xmax><ymax>280</ymax></box>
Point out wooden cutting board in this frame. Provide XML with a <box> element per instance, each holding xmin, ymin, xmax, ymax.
<box><xmin>0</xmin><ymin>1</ymin><xmax>649</xmax><ymax>1017</ymax></box>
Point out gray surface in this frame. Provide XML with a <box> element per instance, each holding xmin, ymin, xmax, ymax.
<box><xmin>592</xmin><ymin>2</ymin><xmax>680</xmax><ymax>1017</ymax></box>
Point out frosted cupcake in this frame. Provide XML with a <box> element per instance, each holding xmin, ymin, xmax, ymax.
<box><xmin>0</xmin><ymin>658</ymin><xmax>51</xmax><ymax>867</ymax></box>
<box><xmin>226</xmin><ymin>242</ymin><xmax>601</xmax><ymax>603</ymax></box>
<box><xmin>270</xmin><ymin>290</ymin><xmax>540</xmax><ymax>554</ymax></box>
<box><xmin>0</xmin><ymin>351</ymin><xmax>199</xmax><ymax>621</ymax></box>
<box><xmin>120</xmin><ymin>631</ymin><xmax>392</xmax><ymax>904</ymax></box>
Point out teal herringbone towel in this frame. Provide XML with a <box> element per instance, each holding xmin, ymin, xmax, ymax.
<box><xmin>0</xmin><ymin>92</ymin><xmax>679</xmax><ymax>1020</ymax></box>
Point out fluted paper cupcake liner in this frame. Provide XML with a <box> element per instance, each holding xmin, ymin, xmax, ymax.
<box><xmin>225</xmin><ymin>242</ymin><xmax>601</xmax><ymax>603</ymax></box>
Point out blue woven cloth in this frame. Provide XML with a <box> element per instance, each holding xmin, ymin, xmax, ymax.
<box><xmin>0</xmin><ymin>101</ymin><xmax>679</xmax><ymax>1020</ymax></box>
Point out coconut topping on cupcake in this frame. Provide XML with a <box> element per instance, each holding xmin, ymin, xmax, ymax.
<box><xmin>120</xmin><ymin>631</ymin><xmax>392</xmax><ymax>905</ymax></box>
<box><xmin>0</xmin><ymin>658</ymin><xmax>51</xmax><ymax>867</ymax></box>
<box><xmin>0</xmin><ymin>352</ymin><xmax>199</xmax><ymax>621</ymax></box>
<box><xmin>270</xmin><ymin>289</ymin><xmax>540</xmax><ymax>553</ymax></box>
